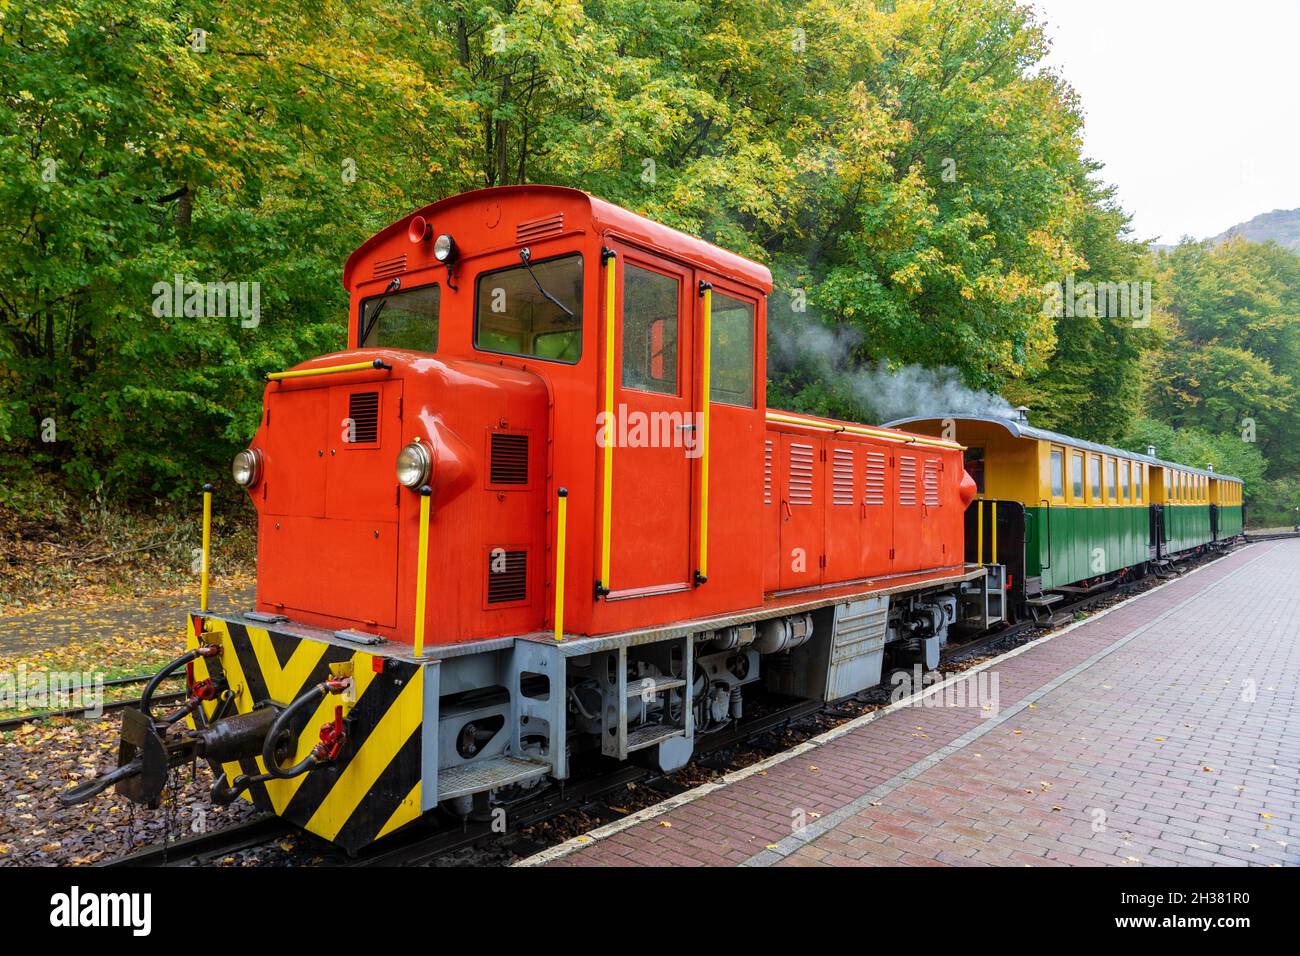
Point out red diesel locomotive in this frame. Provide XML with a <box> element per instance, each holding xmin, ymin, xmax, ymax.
<box><xmin>65</xmin><ymin>186</ymin><xmax>996</xmax><ymax>853</ymax></box>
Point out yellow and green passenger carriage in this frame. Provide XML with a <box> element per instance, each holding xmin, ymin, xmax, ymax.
<box><xmin>886</xmin><ymin>415</ymin><xmax>1244</xmax><ymax>620</ymax></box>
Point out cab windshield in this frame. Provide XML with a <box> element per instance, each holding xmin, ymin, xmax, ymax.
<box><xmin>474</xmin><ymin>253</ymin><xmax>583</xmax><ymax>363</ymax></box>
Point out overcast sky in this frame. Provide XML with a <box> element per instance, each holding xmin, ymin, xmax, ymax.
<box><xmin>1029</xmin><ymin>0</ymin><xmax>1300</xmax><ymax>244</ymax></box>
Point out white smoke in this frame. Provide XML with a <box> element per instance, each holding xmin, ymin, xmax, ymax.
<box><xmin>768</xmin><ymin>317</ymin><xmax>1015</xmax><ymax>423</ymax></box>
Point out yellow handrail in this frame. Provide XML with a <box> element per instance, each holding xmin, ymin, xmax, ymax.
<box><xmin>267</xmin><ymin>359</ymin><xmax>391</xmax><ymax>381</ymax></box>
<box><xmin>554</xmin><ymin>488</ymin><xmax>568</xmax><ymax>641</ymax></box>
<box><xmin>765</xmin><ymin>411</ymin><xmax>964</xmax><ymax>451</ymax></box>
<box><xmin>199</xmin><ymin>483</ymin><xmax>212</xmax><ymax>612</ymax></box>
<box><xmin>697</xmin><ymin>283</ymin><xmax>712</xmax><ymax>584</ymax></box>
<box><xmin>413</xmin><ymin>486</ymin><xmax>432</xmax><ymax>657</ymax></box>
<box><xmin>598</xmin><ymin>250</ymin><xmax>616</xmax><ymax>595</ymax></box>
<box><xmin>976</xmin><ymin>496</ymin><xmax>984</xmax><ymax>564</ymax></box>
<box><xmin>991</xmin><ymin>500</ymin><xmax>999</xmax><ymax>564</ymax></box>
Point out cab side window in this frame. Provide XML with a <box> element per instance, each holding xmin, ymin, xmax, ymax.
<box><xmin>622</xmin><ymin>263</ymin><xmax>679</xmax><ymax>395</ymax></box>
<box><xmin>710</xmin><ymin>292</ymin><xmax>755</xmax><ymax>407</ymax></box>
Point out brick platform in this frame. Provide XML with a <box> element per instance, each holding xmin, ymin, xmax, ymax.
<box><xmin>527</xmin><ymin>541</ymin><xmax>1300</xmax><ymax>867</ymax></box>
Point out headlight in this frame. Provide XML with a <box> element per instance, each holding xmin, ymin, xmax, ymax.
<box><xmin>433</xmin><ymin>233</ymin><xmax>457</xmax><ymax>263</ymax></box>
<box><xmin>232</xmin><ymin>448</ymin><xmax>262</xmax><ymax>487</ymax></box>
<box><xmin>396</xmin><ymin>442</ymin><xmax>431</xmax><ymax>488</ymax></box>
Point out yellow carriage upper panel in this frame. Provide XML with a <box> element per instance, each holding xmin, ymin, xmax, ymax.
<box><xmin>883</xmin><ymin>415</ymin><xmax>1239</xmax><ymax>511</ymax></box>
<box><xmin>1210</xmin><ymin>476</ymin><xmax>1241</xmax><ymax>505</ymax></box>
<box><xmin>885</xmin><ymin>416</ymin><xmax>1149</xmax><ymax>508</ymax></box>
<box><xmin>880</xmin><ymin>418</ymin><xmax>1038</xmax><ymax>501</ymax></box>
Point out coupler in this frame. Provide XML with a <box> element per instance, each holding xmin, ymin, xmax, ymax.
<box><xmin>58</xmin><ymin>644</ymin><xmax>351</xmax><ymax>810</ymax></box>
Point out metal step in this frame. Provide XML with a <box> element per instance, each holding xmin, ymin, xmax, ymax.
<box><xmin>1025</xmin><ymin>594</ymin><xmax>1064</xmax><ymax>606</ymax></box>
<box><xmin>625</xmin><ymin>723</ymin><xmax>684</xmax><ymax>753</ymax></box>
<box><xmin>624</xmin><ymin>675</ymin><xmax>687</xmax><ymax>697</ymax></box>
<box><xmin>1045</xmin><ymin>612</ymin><xmax>1075</xmax><ymax>627</ymax></box>
<box><xmin>438</xmin><ymin>756</ymin><xmax>550</xmax><ymax>800</ymax></box>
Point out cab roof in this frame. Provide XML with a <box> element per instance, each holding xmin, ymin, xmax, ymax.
<box><xmin>343</xmin><ymin>185</ymin><xmax>773</xmax><ymax>294</ymax></box>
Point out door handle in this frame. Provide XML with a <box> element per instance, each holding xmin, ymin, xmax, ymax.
<box><xmin>782</xmin><ymin>500</ymin><xmax>792</xmax><ymax>520</ymax></box>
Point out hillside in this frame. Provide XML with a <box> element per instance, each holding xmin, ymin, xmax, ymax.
<box><xmin>1212</xmin><ymin>208</ymin><xmax>1300</xmax><ymax>251</ymax></box>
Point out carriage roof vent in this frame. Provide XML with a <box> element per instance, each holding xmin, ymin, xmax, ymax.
<box><xmin>1014</xmin><ymin>405</ymin><xmax>1030</xmax><ymax>423</ymax></box>
<box><xmin>1146</xmin><ymin>444</ymin><xmax>1157</xmax><ymax>458</ymax></box>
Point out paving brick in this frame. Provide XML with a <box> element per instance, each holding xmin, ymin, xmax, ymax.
<box><xmin>538</xmin><ymin>541</ymin><xmax>1300</xmax><ymax>867</ymax></box>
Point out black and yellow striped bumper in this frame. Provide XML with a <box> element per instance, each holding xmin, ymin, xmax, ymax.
<box><xmin>186</xmin><ymin>614</ymin><xmax>430</xmax><ymax>853</ymax></box>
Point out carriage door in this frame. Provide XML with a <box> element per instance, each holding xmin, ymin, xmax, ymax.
<box><xmin>606</xmin><ymin>245</ymin><xmax>695</xmax><ymax>595</ymax></box>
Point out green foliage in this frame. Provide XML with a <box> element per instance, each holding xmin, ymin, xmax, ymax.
<box><xmin>0</xmin><ymin>0</ymin><xmax>1294</xmax><ymax>509</ymax></box>
<box><xmin>1147</xmin><ymin>239</ymin><xmax>1300</xmax><ymax>479</ymax></box>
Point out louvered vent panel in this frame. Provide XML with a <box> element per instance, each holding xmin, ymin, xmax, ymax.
<box><xmin>923</xmin><ymin>459</ymin><xmax>942</xmax><ymax>507</ymax></box>
<box><xmin>347</xmin><ymin>391</ymin><xmax>379</xmax><ymax>444</ymax></box>
<box><xmin>490</xmin><ymin>433</ymin><xmax>529</xmax><ymax>485</ymax></box>
<box><xmin>373</xmin><ymin>254</ymin><xmax>407</xmax><ymax>279</ymax></box>
<box><xmin>864</xmin><ymin>451</ymin><xmax>887</xmax><ymax>506</ymax></box>
<box><xmin>787</xmin><ymin>442</ymin><xmax>815</xmax><ymax>506</ymax></box>
<box><xmin>487</xmin><ymin>550</ymin><xmax>528</xmax><ymax>604</ymax></box>
<box><xmin>763</xmin><ymin>439</ymin><xmax>774</xmax><ymax>505</ymax></box>
<box><xmin>898</xmin><ymin>455</ymin><xmax>918</xmax><ymax>506</ymax></box>
<box><xmin>831</xmin><ymin>447</ymin><xmax>855</xmax><ymax>506</ymax></box>
<box><xmin>516</xmin><ymin>213</ymin><xmax>564</xmax><ymax>244</ymax></box>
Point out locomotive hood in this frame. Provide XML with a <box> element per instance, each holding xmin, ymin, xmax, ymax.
<box><xmin>239</xmin><ymin>349</ymin><xmax>550</xmax><ymax>642</ymax></box>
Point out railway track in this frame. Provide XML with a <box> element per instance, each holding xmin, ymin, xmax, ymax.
<box><xmin>1244</xmin><ymin>529</ymin><xmax>1300</xmax><ymax>542</ymax></box>
<box><xmin>93</xmin><ymin>542</ymin><xmax>1243</xmax><ymax>868</ymax></box>
<box><xmin>0</xmin><ymin>681</ymin><xmax>186</xmax><ymax>731</ymax></box>
<box><xmin>99</xmin><ymin>696</ymin><xmax>826</xmax><ymax>867</ymax></box>
<box><xmin>93</xmin><ymin>816</ymin><xmax>292</xmax><ymax>868</ymax></box>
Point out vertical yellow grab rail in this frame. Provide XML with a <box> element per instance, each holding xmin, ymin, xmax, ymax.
<box><xmin>554</xmin><ymin>487</ymin><xmax>568</xmax><ymax>641</ymax></box>
<box><xmin>696</xmin><ymin>282</ymin><xmax>712</xmax><ymax>585</ymax></box>
<box><xmin>598</xmin><ymin>248</ymin><xmax>616</xmax><ymax>596</ymax></box>
<box><xmin>976</xmin><ymin>496</ymin><xmax>985</xmax><ymax>564</ymax></box>
<box><xmin>991</xmin><ymin>500</ymin><xmax>999</xmax><ymax>565</ymax></box>
<box><xmin>413</xmin><ymin>485</ymin><xmax>432</xmax><ymax>657</ymax></box>
<box><xmin>200</xmin><ymin>483</ymin><xmax>213</xmax><ymax>612</ymax></box>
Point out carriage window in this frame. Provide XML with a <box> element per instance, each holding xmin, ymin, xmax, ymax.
<box><xmin>1071</xmin><ymin>453</ymin><xmax>1084</xmax><ymax>500</ymax></box>
<box><xmin>1106</xmin><ymin>458</ymin><xmax>1117</xmax><ymax>501</ymax></box>
<box><xmin>710</xmin><ymin>292</ymin><xmax>755</xmax><ymax>407</ymax></box>
<box><xmin>622</xmin><ymin>264</ymin><xmax>678</xmax><ymax>395</ymax></box>
<box><xmin>1088</xmin><ymin>456</ymin><xmax>1100</xmax><ymax>501</ymax></box>
<box><xmin>1135</xmin><ymin>465</ymin><xmax>1143</xmax><ymax>503</ymax></box>
<box><xmin>1119</xmin><ymin>460</ymin><xmax>1130</xmax><ymax>501</ymax></box>
<box><xmin>475</xmin><ymin>253</ymin><xmax>583</xmax><ymax>363</ymax></box>
<box><xmin>1050</xmin><ymin>448</ymin><xmax>1064</xmax><ymax>499</ymax></box>
<box><xmin>360</xmin><ymin>284</ymin><xmax>439</xmax><ymax>352</ymax></box>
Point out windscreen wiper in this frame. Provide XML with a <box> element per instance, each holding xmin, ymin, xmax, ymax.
<box><xmin>360</xmin><ymin>277</ymin><xmax>401</xmax><ymax>345</ymax></box>
<box><xmin>518</xmin><ymin>248</ymin><xmax>574</xmax><ymax>318</ymax></box>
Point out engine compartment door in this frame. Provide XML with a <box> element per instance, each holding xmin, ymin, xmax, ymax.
<box><xmin>257</xmin><ymin>379</ymin><xmax>402</xmax><ymax>629</ymax></box>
